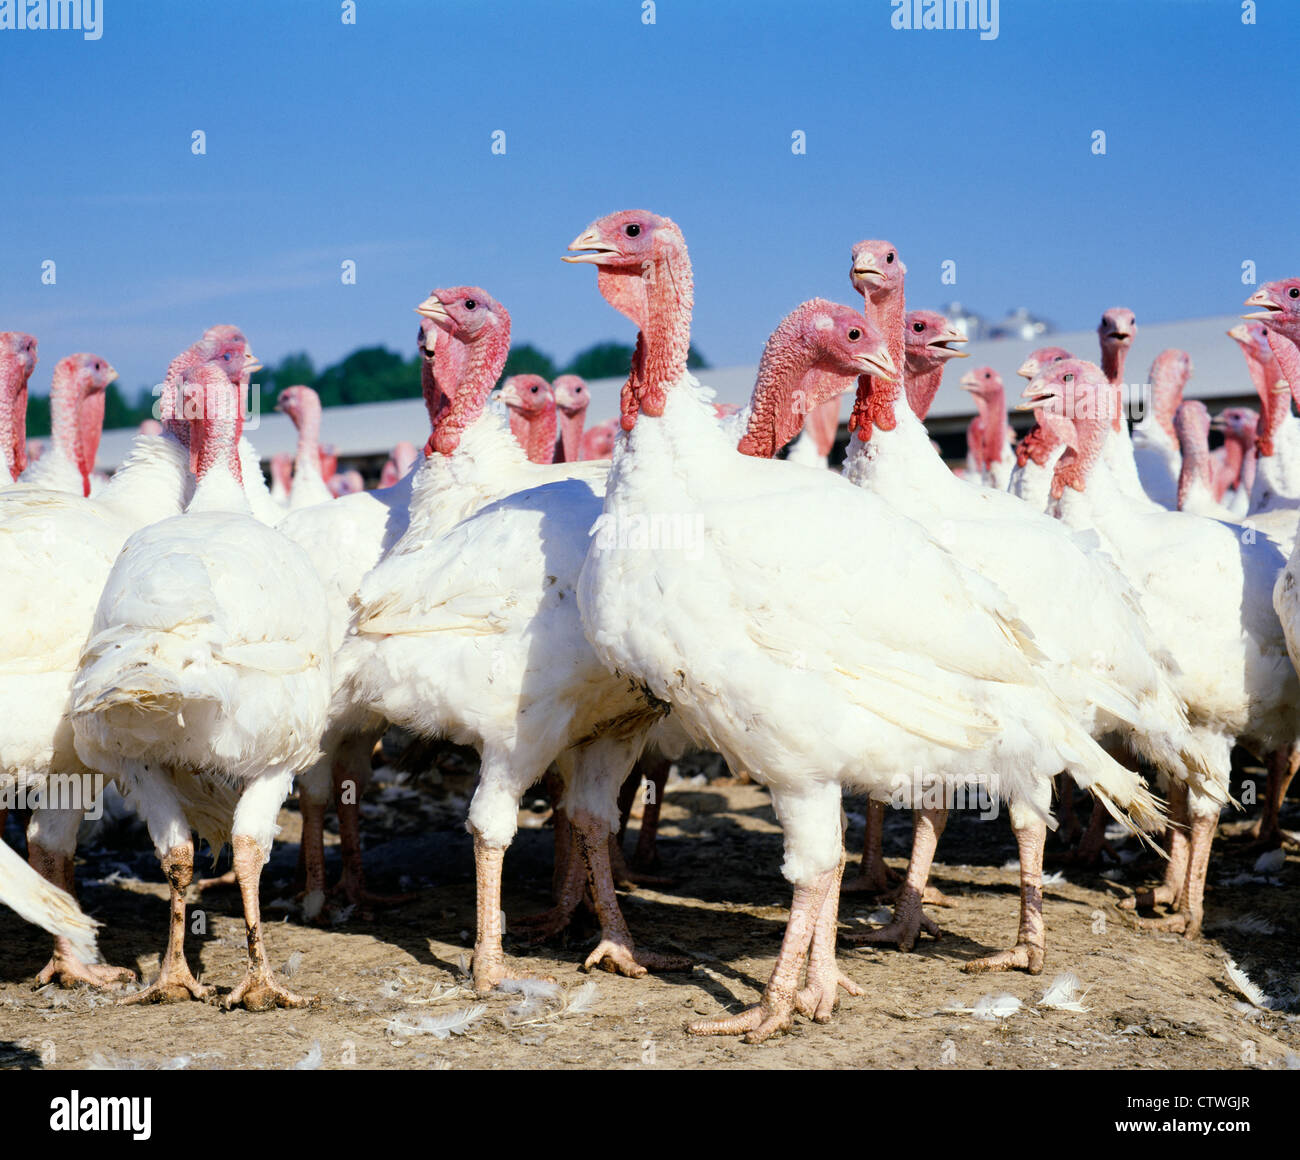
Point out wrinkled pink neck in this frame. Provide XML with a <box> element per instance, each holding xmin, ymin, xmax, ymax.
<box><xmin>905</xmin><ymin>365</ymin><xmax>945</xmax><ymax>421</ymax></box>
<box><xmin>977</xmin><ymin>386</ymin><xmax>1008</xmax><ymax>465</ymax></box>
<box><xmin>271</xmin><ymin>455</ymin><xmax>293</xmax><ymax>493</ymax></box>
<box><xmin>849</xmin><ymin>282</ymin><xmax>904</xmax><ymax>443</ymax></box>
<box><xmin>1267</xmin><ymin>330</ymin><xmax>1300</xmax><ymax>414</ymax></box>
<box><xmin>738</xmin><ymin>327</ymin><xmax>841</xmax><ymax>459</ymax></box>
<box><xmin>555</xmin><ymin>406</ymin><xmax>587</xmax><ymax>463</ymax></box>
<box><xmin>1259</xmin><ymin>383</ymin><xmax>1290</xmax><ymax>458</ymax></box>
<box><xmin>50</xmin><ymin>364</ymin><xmax>102</xmax><ymax>495</ymax></box>
<box><xmin>1175</xmin><ymin>419</ymin><xmax>1213</xmax><ymax>511</ymax></box>
<box><xmin>0</xmin><ymin>357</ymin><xmax>27</xmax><ymax>479</ymax></box>
<box><xmin>513</xmin><ymin>405</ymin><xmax>557</xmax><ymax>464</ymax></box>
<box><xmin>1151</xmin><ymin>373</ymin><xmax>1186</xmax><ymax>443</ymax></box>
<box><xmin>1101</xmin><ymin>341</ymin><xmax>1128</xmax><ymax>387</ymax></box>
<box><xmin>428</xmin><ymin>325</ymin><xmax>511</xmax><ymax>457</ymax></box>
<box><xmin>1051</xmin><ymin>409</ymin><xmax>1106</xmax><ymax>499</ymax></box>
<box><xmin>616</xmin><ymin>234</ymin><xmax>693</xmax><ymax>431</ymax></box>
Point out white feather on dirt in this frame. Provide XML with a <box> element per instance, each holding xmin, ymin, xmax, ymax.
<box><xmin>1037</xmin><ymin>973</ymin><xmax>1090</xmax><ymax>1012</ymax></box>
<box><xmin>280</xmin><ymin>950</ymin><xmax>304</xmax><ymax>978</ymax></box>
<box><xmin>499</xmin><ymin>977</ymin><xmax>563</xmax><ymax>1022</ymax></box>
<box><xmin>1210</xmin><ymin>913</ymin><xmax>1277</xmax><ymax>936</ymax></box>
<box><xmin>386</xmin><ymin>1004</ymin><xmax>486</xmax><ymax>1039</ymax></box>
<box><xmin>294</xmin><ymin>1042</ymin><xmax>323</xmax><ymax>1070</ymax></box>
<box><xmin>1041</xmin><ymin>870</ymin><xmax>1066</xmax><ymax>886</ymax></box>
<box><xmin>1226</xmin><ymin>959</ymin><xmax>1278</xmax><ymax>1010</ymax></box>
<box><xmin>944</xmin><ymin>993</ymin><xmax>1021</xmax><ymax>1020</ymax></box>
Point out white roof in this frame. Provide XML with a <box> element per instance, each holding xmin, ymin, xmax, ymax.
<box><xmin>92</xmin><ymin>314</ymin><xmax>1256</xmax><ymax>469</ymax></box>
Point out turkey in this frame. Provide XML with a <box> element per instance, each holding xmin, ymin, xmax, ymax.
<box><xmin>1131</xmin><ymin>349</ymin><xmax>1193</xmax><ymax>510</ymax></box>
<box><xmin>378</xmin><ymin>441</ymin><xmax>418</xmax><ymax>488</ymax></box>
<box><xmin>1231</xmin><ymin>317</ymin><xmax>1300</xmax><ymax>516</ymax></box>
<box><xmin>553</xmin><ymin>375</ymin><xmax>590</xmax><ymax>463</ymax></box>
<box><xmin>1174</xmin><ymin>401</ymin><xmax>1236</xmax><ymax>519</ymax></box>
<box><xmin>1024</xmin><ymin>357</ymin><xmax>1297</xmax><ymax>935</ymax></box>
<box><xmin>0</xmin><ymin>333</ymin><xmax>37</xmax><ymax>486</ymax></box>
<box><xmin>279</xmin><ymin>304</ymin><xmax>472</xmax><ymax>918</ymax></box>
<box><xmin>961</xmin><ymin>366</ymin><xmax>1014</xmax><ymax>490</ymax></box>
<box><xmin>71</xmin><ymin>361</ymin><xmax>331</xmax><ymax>1009</ymax></box>
<box><xmin>567</xmin><ymin>209</ymin><xmax>1163</xmax><ymax>1041</ymax></box>
<box><xmin>500</xmin><ymin>375</ymin><xmax>556</xmax><ymax>463</ymax></box>
<box><xmin>276</xmin><ymin>385</ymin><xmax>334</xmax><ymax>510</ymax></box>
<box><xmin>785</xmin><ymin>397</ymin><xmax>843</xmax><ymax>468</ymax></box>
<box><xmin>1243</xmin><ymin>276</ymin><xmax>1300</xmax><ymax>847</ymax></box>
<box><xmin>332</xmin><ymin>285</ymin><xmax>704</xmax><ymax>992</ymax></box>
<box><xmin>268</xmin><ymin>453</ymin><xmax>293</xmax><ymax>506</ymax></box>
<box><xmin>20</xmin><ymin>353</ymin><xmax>114</xmax><ymax>498</ymax></box>
<box><xmin>0</xmin><ymin>334</ymin><xmax>249</xmax><ymax>986</ymax></box>
<box><xmin>580</xmin><ymin>419</ymin><xmax>618</xmax><ymax>461</ymax></box>
<box><xmin>839</xmin><ymin>239</ymin><xmax>1210</xmax><ymax>967</ymax></box>
<box><xmin>845</xmin><ymin>306</ymin><xmax>967</xmax><ymax>896</ymax></box>
<box><xmin>1211</xmin><ymin>404</ymin><xmax>1258</xmax><ymax>520</ymax></box>
<box><xmin>1095</xmin><ymin>307</ymin><xmax>1155</xmax><ymax>507</ymax></box>
<box><xmin>1005</xmin><ymin>348</ymin><xmax>1073</xmax><ymax>510</ymax></box>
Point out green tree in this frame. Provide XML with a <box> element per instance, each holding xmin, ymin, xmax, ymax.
<box><xmin>561</xmin><ymin>341</ymin><xmax>709</xmax><ymax>379</ymax></box>
<box><xmin>501</xmin><ymin>343</ymin><xmax>557</xmax><ymax>381</ymax></box>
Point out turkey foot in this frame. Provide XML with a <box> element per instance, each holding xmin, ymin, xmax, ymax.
<box><xmin>27</xmin><ymin>842</ymin><xmax>136</xmax><ymax>990</ymax></box>
<box><xmin>689</xmin><ymin>867</ymin><xmax>833</xmax><ymax>1043</ymax></box>
<box><xmin>796</xmin><ymin>856</ymin><xmax>862</xmax><ymax>1023</ymax></box>
<box><xmin>38</xmin><ymin>942</ymin><xmax>136</xmax><ymax>990</ymax></box>
<box><xmin>965</xmin><ymin>817</ymin><xmax>1047</xmax><ymax>975</ymax></box>
<box><xmin>222</xmin><ymin>834</ymin><xmax>318</xmax><ymax>1010</ymax></box>
<box><xmin>471</xmin><ymin>836</ymin><xmax>554</xmax><ymax>994</ymax></box>
<box><xmin>841</xmin><ymin>800</ymin><xmax>901</xmax><ymax>894</ymax></box>
<box><xmin>221</xmin><ymin>969</ymin><xmax>318</xmax><ymax>1012</ymax></box>
<box><xmin>120</xmin><ymin>842</ymin><xmax>209</xmax><ymax>1004</ymax></box>
<box><xmin>1247</xmin><ymin>745</ymin><xmax>1298</xmax><ymax>850</ymax></box>
<box><xmin>843</xmin><ymin>807</ymin><xmax>947</xmax><ymax>950</ymax></box>
<box><xmin>573</xmin><ymin>809</ymin><xmax>691</xmax><ymax>977</ymax></box>
<box><xmin>1120</xmin><ymin>781</ymin><xmax>1189</xmax><ymax>916</ymax></box>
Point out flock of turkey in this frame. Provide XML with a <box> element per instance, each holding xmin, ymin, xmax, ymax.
<box><xmin>1</xmin><ymin>210</ymin><xmax>1298</xmax><ymax>1045</ymax></box>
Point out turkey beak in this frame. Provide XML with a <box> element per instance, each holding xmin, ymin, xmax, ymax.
<box><xmin>959</xmin><ymin>371</ymin><xmax>980</xmax><ymax>392</ymax></box>
<box><xmin>563</xmin><ymin>228</ymin><xmax>617</xmax><ymax>264</ymax></box>
<box><xmin>498</xmin><ymin>380</ymin><xmax>523</xmax><ymax>408</ymax></box>
<box><xmin>931</xmin><ymin>327</ymin><xmax>968</xmax><ymax>359</ymax></box>
<box><xmin>416</xmin><ymin>296</ymin><xmax>452</xmax><ymax>327</ymax></box>
<box><xmin>860</xmin><ymin>348</ymin><xmax>898</xmax><ymax>382</ymax></box>
<box><xmin>1242</xmin><ymin>290</ymin><xmax>1281</xmax><ymax>321</ymax></box>
<box><xmin>104</xmin><ymin>363</ymin><xmax>119</xmax><ymax>384</ymax></box>
<box><xmin>1226</xmin><ymin>324</ymin><xmax>1250</xmax><ymax>342</ymax></box>
<box><xmin>850</xmin><ymin>256</ymin><xmax>884</xmax><ymax>293</ymax></box>
<box><xmin>1017</xmin><ymin>381</ymin><xmax>1056</xmax><ymax>411</ymax></box>
<box><xmin>1017</xmin><ymin>359</ymin><xmax>1039</xmax><ymax>380</ymax></box>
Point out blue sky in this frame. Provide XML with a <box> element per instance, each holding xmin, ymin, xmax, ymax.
<box><xmin>1</xmin><ymin>0</ymin><xmax>1294</xmax><ymax>399</ymax></box>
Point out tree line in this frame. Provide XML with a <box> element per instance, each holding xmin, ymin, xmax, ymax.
<box><xmin>23</xmin><ymin>340</ymin><xmax>710</xmax><ymax>437</ymax></box>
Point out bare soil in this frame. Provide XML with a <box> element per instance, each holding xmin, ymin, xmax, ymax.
<box><xmin>1</xmin><ymin>752</ymin><xmax>1297</xmax><ymax>1071</ymax></box>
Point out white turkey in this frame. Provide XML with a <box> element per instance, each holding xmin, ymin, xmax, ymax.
<box><xmin>567</xmin><ymin>209</ymin><xmax>1162</xmax><ymax>1041</ymax></box>
<box><xmin>19</xmin><ymin>353</ymin><xmax>114</xmax><ymax>498</ymax></box>
<box><xmin>71</xmin><ymin>361</ymin><xmax>331</xmax><ymax>1009</ymax></box>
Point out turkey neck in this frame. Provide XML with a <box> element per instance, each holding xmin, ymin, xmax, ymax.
<box><xmin>737</xmin><ymin>310</ymin><xmax>844</xmax><ymax>459</ymax></box>
<box><xmin>1176</xmin><ymin>418</ymin><xmax>1215</xmax><ymax>511</ymax></box>
<box><xmin>848</xmin><ymin>278</ymin><xmax>905</xmax><ymax>443</ymax></box>
<box><xmin>1101</xmin><ymin>340</ymin><xmax>1130</xmax><ymax>434</ymax></box>
<box><xmin>619</xmin><ymin>234</ymin><xmax>694</xmax><ymax>431</ymax></box>
<box><xmin>292</xmin><ymin>395</ymin><xmax>323</xmax><ymax>480</ymax></box>
<box><xmin>905</xmin><ymin>363</ymin><xmax>944</xmax><ymax>421</ymax></box>
<box><xmin>556</xmin><ymin>406</ymin><xmax>587</xmax><ymax>463</ymax></box>
<box><xmin>1051</xmin><ymin>404</ymin><xmax>1108</xmax><ymax>501</ymax></box>
<box><xmin>0</xmin><ymin>357</ymin><xmax>25</xmax><ymax>479</ymax></box>
<box><xmin>425</xmin><ymin>318</ymin><xmax>511</xmax><ymax>458</ymax></box>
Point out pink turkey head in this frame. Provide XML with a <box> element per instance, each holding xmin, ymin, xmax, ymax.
<box><xmin>500</xmin><ymin>375</ymin><xmax>556</xmax><ymax>463</ymax></box>
<box><xmin>414</xmin><ymin>287</ymin><xmax>512</xmax><ymax>456</ymax></box>
<box><xmin>849</xmin><ymin>240</ymin><xmax>905</xmax><ymax>307</ymax></box>
<box><xmin>1244</xmin><ymin>277</ymin><xmax>1300</xmax><ymax>344</ymax></box>
<box><xmin>182</xmin><ymin>361</ymin><xmax>244</xmax><ymax>484</ymax></box>
<box><xmin>553</xmin><ymin>375</ymin><xmax>589</xmax><ymax>416</ymax></box>
<box><xmin>52</xmin><ymin>353</ymin><xmax>115</xmax><ymax>496</ymax></box>
<box><xmin>1017</xmin><ymin>345</ymin><xmax>1072</xmax><ymax>380</ymax></box>
<box><xmin>580</xmin><ymin>419</ymin><xmax>618</xmax><ymax>461</ymax></box>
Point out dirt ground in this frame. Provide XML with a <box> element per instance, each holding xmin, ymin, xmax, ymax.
<box><xmin>2</xmin><ymin>750</ymin><xmax>1297</xmax><ymax>1071</ymax></box>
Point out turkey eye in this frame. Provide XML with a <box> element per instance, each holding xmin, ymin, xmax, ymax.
<box><xmin>625</xmin><ymin>223</ymin><xmax>641</xmax><ymax>237</ymax></box>
<box><xmin>848</xmin><ymin>328</ymin><xmax>861</xmax><ymax>341</ymax></box>
<box><xmin>913</xmin><ymin>322</ymin><xmax>924</xmax><ymax>332</ymax></box>
<box><xmin>1290</xmin><ymin>288</ymin><xmax>1300</xmax><ymax>299</ymax></box>
<box><xmin>885</xmin><ymin>251</ymin><xmax>895</xmax><ymax>263</ymax></box>
<box><xmin>464</xmin><ymin>299</ymin><xmax>477</xmax><ymax>310</ymax></box>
